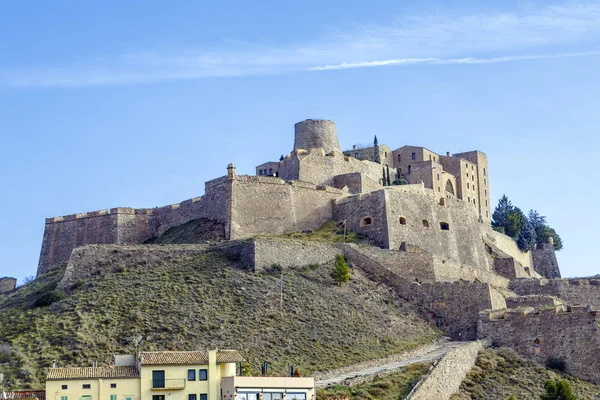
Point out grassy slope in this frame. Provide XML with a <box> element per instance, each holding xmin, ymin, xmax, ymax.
<box><xmin>316</xmin><ymin>362</ymin><xmax>431</xmax><ymax>400</ymax></box>
<box><xmin>451</xmin><ymin>348</ymin><xmax>600</xmax><ymax>400</ymax></box>
<box><xmin>0</xmin><ymin>251</ymin><xmax>439</xmax><ymax>390</ymax></box>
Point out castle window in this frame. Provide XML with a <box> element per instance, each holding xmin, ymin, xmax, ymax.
<box><xmin>445</xmin><ymin>180</ymin><xmax>454</xmax><ymax>195</ymax></box>
<box><xmin>397</xmin><ymin>154</ymin><xmax>401</xmax><ymax>162</ymax></box>
<box><xmin>486</xmin><ymin>200</ymin><xmax>488</xmax><ymax>206</ymax></box>
<box><xmin>474</xmin><ymin>199</ymin><xmax>476</xmax><ymax>206</ymax></box>
<box><xmin>468</xmin><ymin>196</ymin><xmax>471</xmax><ymax>202</ymax></box>
<box><xmin>484</xmin><ymin>179</ymin><xmax>487</xmax><ymax>186</ymax></box>
<box><xmin>472</xmin><ymin>165</ymin><xmax>474</xmax><ymax>170</ymax></box>
<box><xmin>259</xmin><ymin>170</ymin><xmax>263</xmax><ymax>176</ymax></box>
<box><xmin>466</xmin><ymin>172</ymin><xmax>469</xmax><ymax>178</ymax></box>
<box><xmin>485</xmin><ymin>190</ymin><xmax>487</xmax><ymax>196</ymax></box>
<box><xmin>360</xmin><ymin>217</ymin><xmax>373</xmax><ymax>227</ymax></box>
<box><xmin>472</xmin><ymin>175</ymin><xmax>475</xmax><ymax>181</ymax></box>
<box><xmin>483</xmin><ymin>168</ymin><xmax>486</xmax><ymax>176</ymax></box>
<box><xmin>438</xmin><ymin>187</ymin><xmax>440</xmax><ymax>192</ymax></box>
<box><xmin>385</xmin><ymin>152</ymin><xmax>387</xmax><ymax>157</ymax></box>
<box><xmin>412</xmin><ymin>152</ymin><xmax>416</xmax><ymax>160</ymax></box>
<box><xmin>437</xmin><ymin>174</ymin><xmax>440</xmax><ymax>180</ymax></box>
<box><xmin>466</xmin><ymin>163</ymin><xmax>468</xmax><ymax>168</ymax></box>
<box><xmin>408</xmin><ymin>165</ymin><xmax>412</xmax><ymax>173</ymax></box>
<box><xmin>269</xmin><ymin>168</ymin><xmax>273</xmax><ymax>175</ymax></box>
<box><xmin>422</xmin><ymin>220</ymin><xmax>429</xmax><ymax>228</ymax></box>
<box><xmin>399</xmin><ymin>216</ymin><xmax>407</xmax><ymax>225</ymax></box>
<box><xmin>355</xmin><ymin>152</ymin><xmax>359</xmax><ymax>158</ymax></box>
<box><xmin>429</xmin><ymin>155</ymin><xmax>432</xmax><ymax>160</ymax></box>
<box><xmin>440</xmin><ymin>222</ymin><xmax>450</xmax><ymax>230</ymax></box>
<box><xmin>486</xmin><ymin>211</ymin><xmax>489</xmax><ymax>217</ymax></box>
<box><xmin>467</xmin><ymin>182</ymin><xmax>470</xmax><ymax>189</ymax></box>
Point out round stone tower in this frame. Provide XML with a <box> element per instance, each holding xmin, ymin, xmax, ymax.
<box><xmin>293</xmin><ymin>119</ymin><xmax>341</xmax><ymax>153</ymax></box>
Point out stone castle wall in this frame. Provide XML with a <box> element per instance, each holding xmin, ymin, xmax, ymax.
<box><xmin>0</xmin><ymin>277</ymin><xmax>17</xmax><ymax>294</ymax></box>
<box><xmin>339</xmin><ymin>243</ymin><xmax>505</xmax><ymax>340</ymax></box>
<box><xmin>510</xmin><ymin>278</ymin><xmax>600</xmax><ymax>309</ymax></box>
<box><xmin>408</xmin><ymin>341</ymin><xmax>485</xmax><ymax>400</ymax></box>
<box><xmin>478</xmin><ymin>306</ymin><xmax>600</xmax><ymax>383</ymax></box>
<box><xmin>531</xmin><ymin>243</ymin><xmax>561</xmax><ymax>279</ymax></box>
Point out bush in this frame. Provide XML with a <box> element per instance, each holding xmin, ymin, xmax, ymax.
<box><xmin>541</xmin><ymin>378</ymin><xmax>577</xmax><ymax>400</ymax></box>
<box><xmin>33</xmin><ymin>290</ymin><xmax>66</xmax><ymax>308</ymax></box>
<box><xmin>331</xmin><ymin>254</ymin><xmax>350</xmax><ymax>285</ymax></box>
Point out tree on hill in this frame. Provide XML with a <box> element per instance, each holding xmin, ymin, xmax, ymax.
<box><xmin>529</xmin><ymin>210</ymin><xmax>563</xmax><ymax>251</ymax></box>
<box><xmin>517</xmin><ymin>215</ymin><xmax>537</xmax><ymax>251</ymax></box>
<box><xmin>373</xmin><ymin>135</ymin><xmax>381</xmax><ymax>164</ymax></box>
<box><xmin>331</xmin><ymin>254</ymin><xmax>350</xmax><ymax>285</ymax></box>
<box><xmin>492</xmin><ymin>195</ymin><xmax>514</xmax><ymax>234</ymax></box>
<box><xmin>540</xmin><ymin>378</ymin><xmax>577</xmax><ymax>400</ymax></box>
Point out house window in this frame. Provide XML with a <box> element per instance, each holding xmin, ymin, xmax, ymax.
<box><xmin>412</xmin><ymin>152</ymin><xmax>416</xmax><ymax>160</ymax></box>
<box><xmin>62</xmin><ymin>385</ymin><xmax>68</xmax><ymax>390</ymax></box>
<box><xmin>408</xmin><ymin>165</ymin><xmax>412</xmax><ymax>173</ymax></box>
<box><xmin>269</xmin><ymin>168</ymin><xmax>273</xmax><ymax>175</ymax></box>
<box><xmin>397</xmin><ymin>154</ymin><xmax>401</xmax><ymax>162</ymax></box>
<box><xmin>200</xmin><ymin>395</ymin><xmax>207</xmax><ymax>400</ymax></box>
<box><xmin>429</xmin><ymin>155</ymin><xmax>432</xmax><ymax>160</ymax></box>
<box><xmin>83</xmin><ymin>385</ymin><xmax>91</xmax><ymax>390</ymax></box>
<box><xmin>199</xmin><ymin>369</ymin><xmax>208</xmax><ymax>381</ymax></box>
<box><xmin>188</xmin><ymin>369</ymin><xmax>196</xmax><ymax>381</ymax></box>
<box><xmin>152</xmin><ymin>370</ymin><xmax>165</xmax><ymax>389</ymax></box>
<box><xmin>286</xmin><ymin>393</ymin><xmax>306</xmax><ymax>399</ymax></box>
<box><xmin>110</xmin><ymin>384</ymin><xmax>117</xmax><ymax>389</ymax></box>
<box><xmin>422</xmin><ymin>220</ymin><xmax>429</xmax><ymax>228</ymax></box>
<box><xmin>189</xmin><ymin>395</ymin><xmax>197</xmax><ymax>400</ymax></box>
<box><xmin>259</xmin><ymin>170</ymin><xmax>263</xmax><ymax>176</ymax></box>
<box><xmin>354</xmin><ymin>152</ymin><xmax>359</xmax><ymax>158</ymax></box>
<box><xmin>399</xmin><ymin>216</ymin><xmax>407</xmax><ymax>225</ymax></box>
<box><xmin>61</xmin><ymin>397</ymin><xmax>68</xmax><ymax>400</ymax></box>
<box><xmin>440</xmin><ymin>222</ymin><xmax>450</xmax><ymax>230</ymax></box>
<box><xmin>360</xmin><ymin>217</ymin><xmax>373</xmax><ymax>227</ymax></box>
<box><xmin>110</xmin><ymin>395</ymin><xmax>117</xmax><ymax>400</ymax></box>
<box><xmin>152</xmin><ymin>396</ymin><xmax>165</xmax><ymax>400</ymax></box>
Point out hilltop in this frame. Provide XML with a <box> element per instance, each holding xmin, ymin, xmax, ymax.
<box><xmin>0</xmin><ymin>245</ymin><xmax>439</xmax><ymax>390</ymax></box>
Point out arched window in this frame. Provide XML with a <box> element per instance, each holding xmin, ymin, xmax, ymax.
<box><xmin>360</xmin><ymin>217</ymin><xmax>373</xmax><ymax>226</ymax></box>
<box><xmin>408</xmin><ymin>165</ymin><xmax>412</xmax><ymax>173</ymax></box>
<box><xmin>412</xmin><ymin>152</ymin><xmax>417</xmax><ymax>160</ymax></box>
<box><xmin>269</xmin><ymin>168</ymin><xmax>273</xmax><ymax>175</ymax></box>
<box><xmin>399</xmin><ymin>216</ymin><xmax>407</xmax><ymax>225</ymax></box>
<box><xmin>422</xmin><ymin>220</ymin><xmax>429</xmax><ymax>228</ymax></box>
<box><xmin>259</xmin><ymin>170</ymin><xmax>263</xmax><ymax>176</ymax></box>
<box><xmin>440</xmin><ymin>222</ymin><xmax>450</xmax><ymax>230</ymax></box>
<box><xmin>445</xmin><ymin>180</ymin><xmax>454</xmax><ymax>195</ymax></box>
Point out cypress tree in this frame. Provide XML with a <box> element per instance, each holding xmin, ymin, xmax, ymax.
<box><xmin>386</xmin><ymin>165</ymin><xmax>391</xmax><ymax>186</ymax></box>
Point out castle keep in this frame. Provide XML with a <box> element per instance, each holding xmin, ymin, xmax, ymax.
<box><xmin>32</xmin><ymin>118</ymin><xmax>600</xmax><ymax>384</ymax></box>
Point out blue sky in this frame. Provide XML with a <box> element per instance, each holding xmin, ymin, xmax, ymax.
<box><xmin>1</xmin><ymin>0</ymin><xmax>599</xmax><ymax>282</ymax></box>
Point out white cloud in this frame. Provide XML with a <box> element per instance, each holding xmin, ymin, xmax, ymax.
<box><xmin>2</xmin><ymin>2</ymin><xmax>600</xmax><ymax>87</ymax></box>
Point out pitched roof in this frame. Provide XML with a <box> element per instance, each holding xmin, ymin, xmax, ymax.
<box><xmin>140</xmin><ymin>350</ymin><xmax>245</xmax><ymax>365</ymax></box>
<box><xmin>46</xmin><ymin>366</ymin><xmax>139</xmax><ymax>380</ymax></box>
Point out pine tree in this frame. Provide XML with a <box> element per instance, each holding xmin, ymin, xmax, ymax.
<box><xmin>382</xmin><ymin>166</ymin><xmax>387</xmax><ymax>186</ymax></box>
<box><xmin>331</xmin><ymin>254</ymin><xmax>350</xmax><ymax>285</ymax></box>
<box><xmin>492</xmin><ymin>195</ymin><xmax>514</xmax><ymax>231</ymax></box>
<box><xmin>373</xmin><ymin>135</ymin><xmax>381</xmax><ymax>164</ymax></box>
<box><xmin>386</xmin><ymin>165</ymin><xmax>391</xmax><ymax>186</ymax></box>
<box><xmin>517</xmin><ymin>215</ymin><xmax>537</xmax><ymax>251</ymax></box>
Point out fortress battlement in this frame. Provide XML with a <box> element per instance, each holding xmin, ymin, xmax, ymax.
<box><xmin>480</xmin><ymin>304</ymin><xmax>596</xmax><ymax>322</ymax></box>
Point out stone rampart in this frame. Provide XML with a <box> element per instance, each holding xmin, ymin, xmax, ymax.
<box><xmin>407</xmin><ymin>341</ymin><xmax>485</xmax><ymax>400</ymax></box>
<box><xmin>510</xmin><ymin>278</ymin><xmax>600</xmax><ymax>309</ymax></box>
<box><xmin>505</xmin><ymin>295</ymin><xmax>562</xmax><ymax>309</ymax></box>
<box><xmin>338</xmin><ymin>244</ymin><xmax>505</xmax><ymax>340</ymax></box>
<box><xmin>477</xmin><ymin>306</ymin><xmax>600</xmax><ymax>383</ymax></box>
<box><xmin>0</xmin><ymin>277</ymin><xmax>17</xmax><ymax>294</ymax></box>
<box><xmin>531</xmin><ymin>243</ymin><xmax>561</xmax><ymax>279</ymax></box>
<box><xmin>484</xmin><ymin>230</ymin><xmax>532</xmax><ymax>268</ymax></box>
<box><xmin>57</xmin><ymin>244</ymin><xmax>208</xmax><ymax>290</ymax></box>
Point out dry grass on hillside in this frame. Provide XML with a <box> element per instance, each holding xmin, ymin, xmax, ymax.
<box><xmin>0</xmin><ymin>250</ymin><xmax>439</xmax><ymax>390</ymax></box>
<box><xmin>451</xmin><ymin>348</ymin><xmax>600</xmax><ymax>399</ymax></box>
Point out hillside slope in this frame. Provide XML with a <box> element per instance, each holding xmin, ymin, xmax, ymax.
<box><xmin>451</xmin><ymin>348</ymin><xmax>600</xmax><ymax>399</ymax></box>
<box><xmin>0</xmin><ymin>249</ymin><xmax>439</xmax><ymax>390</ymax></box>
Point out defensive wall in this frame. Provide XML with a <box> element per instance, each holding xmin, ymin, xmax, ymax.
<box><xmin>510</xmin><ymin>278</ymin><xmax>600</xmax><ymax>309</ymax></box>
<box><xmin>407</xmin><ymin>341</ymin><xmax>485</xmax><ymax>400</ymax></box>
<box><xmin>338</xmin><ymin>243</ymin><xmax>506</xmax><ymax>340</ymax></box>
<box><xmin>0</xmin><ymin>277</ymin><xmax>17</xmax><ymax>294</ymax></box>
<box><xmin>505</xmin><ymin>294</ymin><xmax>562</xmax><ymax>309</ymax></box>
<box><xmin>332</xmin><ymin>185</ymin><xmax>495</xmax><ymax>271</ymax></box>
<box><xmin>477</xmin><ymin>305</ymin><xmax>600</xmax><ymax>383</ymax></box>
<box><xmin>57</xmin><ymin>244</ymin><xmax>209</xmax><ymax>290</ymax></box>
<box><xmin>531</xmin><ymin>242</ymin><xmax>561</xmax><ymax>279</ymax></box>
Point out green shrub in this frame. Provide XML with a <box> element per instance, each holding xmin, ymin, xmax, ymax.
<box><xmin>331</xmin><ymin>254</ymin><xmax>350</xmax><ymax>285</ymax></box>
<box><xmin>33</xmin><ymin>290</ymin><xmax>66</xmax><ymax>308</ymax></box>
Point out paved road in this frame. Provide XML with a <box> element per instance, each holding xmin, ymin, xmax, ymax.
<box><xmin>316</xmin><ymin>341</ymin><xmax>465</xmax><ymax>387</ymax></box>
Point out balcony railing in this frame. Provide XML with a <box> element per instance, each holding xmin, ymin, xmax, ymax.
<box><xmin>150</xmin><ymin>379</ymin><xmax>186</xmax><ymax>390</ymax></box>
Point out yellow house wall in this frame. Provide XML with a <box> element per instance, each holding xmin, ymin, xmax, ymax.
<box><xmin>46</xmin><ymin>378</ymin><xmax>140</xmax><ymax>400</ymax></box>
<box><xmin>140</xmin><ymin>362</ymin><xmax>237</xmax><ymax>400</ymax></box>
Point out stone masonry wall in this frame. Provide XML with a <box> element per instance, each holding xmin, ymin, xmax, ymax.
<box><xmin>478</xmin><ymin>306</ymin><xmax>600</xmax><ymax>383</ymax></box>
<box><xmin>338</xmin><ymin>243</ymin><xmax>505</xmax><ymax>340</ymax></box>
<box><xmin>407</xmin><ymin>341</ymin><xmax>485</xmax><ymax>400</ymax></box>
<box><xmin>484</xmin><ymin>230</ymin><xmax>532</xmax><ymax>268</ymax></box>
<box><xmin>510</xmin><ymin>278</ymin><xmax>600</xmax><ymax>309</ymax></box>
<box><xmin>57</xmin><ymin>244</ymin><xmax>208</xmax><ymax>290</ymax></box>
<box><xmin>229</xmin><ymin>176</ymin><xmax>343</xmax><ymax>240</ymax></box>
<box><xmin>531</xmin><ymin>243</ymin><xmax>561</xmax><ymax>279</ymax></box>
<box><xmin>0</xmin><ymin>277</ymin><xmax>17</xmax><ymax>294</ymax></box>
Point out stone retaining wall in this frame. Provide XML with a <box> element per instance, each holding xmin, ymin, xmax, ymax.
<box><xmin>0</xmin><ymin>277</ymin><xmax>17</xmax><ymax>294</ymax></box>
<box><xmin>407</xmin><ymin>341</ymin><xmax>485</xmax><ymax>400</ymax></box>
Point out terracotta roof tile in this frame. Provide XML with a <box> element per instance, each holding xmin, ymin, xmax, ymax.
<box><xmin>46</xmin><ymin>366</ymin><xmax>139</xmax><ymax>380</ymax></box>
<box><xmin>140</xmin><ymin>350</ymin><xmax>245</xmax><ymax>365</ymax></box>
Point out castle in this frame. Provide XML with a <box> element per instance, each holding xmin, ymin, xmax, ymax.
<box><xmin>19</xmin><ymin>119</ymin><xmax>600</xmax><ymax>385</ymax></box>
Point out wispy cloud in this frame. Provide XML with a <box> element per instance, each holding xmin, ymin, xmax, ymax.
<box><xmin>310</xmin><ymin>51</ymin><xmax>600</xmax><ymax>71</ymax></box>
<box><xmin>2</xmin><ymin>2</ymin><xmax>600</xmax><ymax>87</ymax></box>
